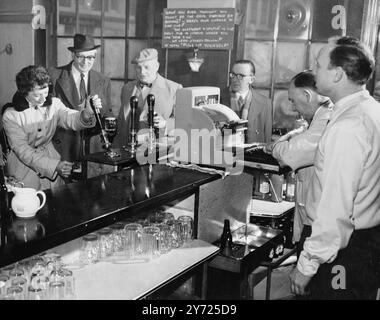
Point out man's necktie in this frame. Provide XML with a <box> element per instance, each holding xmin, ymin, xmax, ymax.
<box><xmin>238</xmin><ymin>96</ymin><xmax>249</xmax><ymax>120</ymax></box>
<box><xmin>138</xmin><ymin>81</ymin><xmax>152</xmax><ymax>89</ymax></box>
<box><xmin>80</xmin><ymin>73</ymin><xmax>87</xmax><ymax>103</ymax></box>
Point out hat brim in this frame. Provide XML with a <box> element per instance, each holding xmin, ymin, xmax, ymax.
<box><xmin>131</xmin><ymin>57</ymin><xmax>158</xmax><ymax>64</ymax></box>
<box><xmin>68</xmin><ymin>44</ymin><xmax>101</xmax><ymax>52</ymax></box>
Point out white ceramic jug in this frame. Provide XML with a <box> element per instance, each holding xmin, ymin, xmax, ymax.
<box><xmin>11</xmin><ymin>187</ymin><xmax>46</xmax><ymax>218</ymax></box>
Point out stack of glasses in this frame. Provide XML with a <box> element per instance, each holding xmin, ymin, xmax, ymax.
<box><xmin>78</xmin><ymin>211</ymin><xmax>194</xmax><ymax>265</ymax></box>
<box><xmin>0</xmin><ymin>211</ymin><xmax>195</xmax><ymax>300</ymax></box>
<box><xmin>0</xmin><ymin>252</ymin><xmax>76</xmax><ymax>300</ymax></box>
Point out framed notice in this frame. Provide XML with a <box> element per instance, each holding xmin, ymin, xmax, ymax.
<box><xmin>162</xmin><ymin>8</ymin><xmax>235</xmax><ymax>50</ymax></box>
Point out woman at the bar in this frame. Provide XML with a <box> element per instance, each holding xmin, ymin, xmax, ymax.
<box><xmin>2</xmin><ymin>65</ymin><xmax>100</xmax><ymax>190</ymax></box>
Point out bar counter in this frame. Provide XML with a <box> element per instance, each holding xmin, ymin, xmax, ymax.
<box><xmin>49</xmin><ymin>237</ymin><xmax>219</xmax><ymax>300</ymax></box>
<box><xmin>0</xmin><ymin>164</ymin><xmax>220</xmax><ymax>268</ymax></box>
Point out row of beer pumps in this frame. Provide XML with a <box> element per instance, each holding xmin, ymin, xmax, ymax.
<box><xmin>91</xmin><ymin>86</ymin><xmax>249</xmax><ymax>165</ymax></box>
<box><xmin>89</xmin><ymin>93</ymin><xmax>158</xmax><ymax>157</ymax></box>
<box><xmin>129</xmin><ymin>94</ymin><xmax>158</xmax><ymax>154</ymax></box>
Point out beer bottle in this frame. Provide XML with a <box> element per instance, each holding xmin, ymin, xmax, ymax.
<box><xmin>220</xmin><ymin>219</ymin><xmax>233</xmax><ymax>256</ymax></box>
<box><xmin>285</xmin><ymin>171</ymin><xmax>296</xmax><ymax>202</ymax></box>
<box><xmin>259</xmin><ymin>173</ymin><xmax>271</xmax><ymax>201</ymax></box>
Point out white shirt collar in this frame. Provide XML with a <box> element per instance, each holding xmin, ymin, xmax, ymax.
<box><xmin>71</xmin><ymin>64</ymin><xmax>89</xmax><ymax>82</ymax></box>
<box><xmin>234</xmin><ymin>90</ymin><xmax>249</xmax><ymax>100</ymax></box>
<box><xmin>334</xmin><ymin>90</ymin><xmax>369</xmax><ymax>110</ymax></box>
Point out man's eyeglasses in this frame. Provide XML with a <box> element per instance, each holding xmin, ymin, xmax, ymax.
<box><xmin>75</xmin><ymin>54</ymin><xmax>96</xmax><ymax>62</ymax></box>
<box><xmin>229</xmin><ymin>72</ymin><xmax>252</xmax><ymax>80</ymax></box>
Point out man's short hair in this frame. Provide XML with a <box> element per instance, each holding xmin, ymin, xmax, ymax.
<box><xmin>328</xmin><ymin>35</ymin><xmax>360</xmax><ymax>46</ymax></box>
<box><xmin>328</xmin><ymin>36</ymin><xmax>375</xmax><ymax>85</ymax></box>
<box><xmin>291</xmin><ymin>70</ymin><xmax>317</xmax><ymax>90</ymax></box>
<box><xmin>234</xmin><ymin>59</ymin><xmax>256</xmax><ymax>75</ymax></box>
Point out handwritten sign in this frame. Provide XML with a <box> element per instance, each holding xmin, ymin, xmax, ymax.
<box><xmin>162</xmin><ymin>8</ymin><xmax>235</xmax><ymax>50</ymax></box>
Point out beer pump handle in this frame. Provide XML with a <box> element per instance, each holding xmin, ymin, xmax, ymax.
<box><xmin>130</xmin><ymin>96</ymin><xmax>138</xmax><ymax>147</ymax></box>
<box><xmin>147</xmin><ymin>94</ymin><xmax>159</xmax><ymax>139</ymax></box>
<box><xmin>89</xmin><ymin>97</ymin><xmax>111</xmax><ymax>150</ymax></box>
<box><xmin>147</xmin><ymin>94</ymin><xmax>155</xmax><ymax>130</ymax></box>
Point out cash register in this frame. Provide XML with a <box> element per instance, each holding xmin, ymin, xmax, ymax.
<box><xmin>174</xmin><ymin>86</ymin><xmax>247</xmax><ymax>169</ymax></box>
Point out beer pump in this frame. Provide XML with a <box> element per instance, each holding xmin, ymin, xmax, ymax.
<box><xmin>147</xmin><ymin>94</ymin><xmax>157</xmax><ymax>152</ymax></box>
<box><xmin>129</xmin><ymin>96</ymin><xmax>138</xmax><ymax>154</ymax></box>
<box><xmin>89</xmin><ymin>97</ymin><xmax>111</xmax><ymax>151</ymax></box>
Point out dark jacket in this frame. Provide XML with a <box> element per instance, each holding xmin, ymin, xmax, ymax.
<box><xmin>48</xmin><ymin>62</ymin><xmax>113</xmax><ymax>162</ymax></box>
<box><xmin>220</xmin><ymin>87</ymin><xmax>273</xmax><ymax>143</ymax></box>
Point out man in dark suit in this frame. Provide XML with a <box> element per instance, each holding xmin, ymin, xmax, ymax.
<box><xmin>49</xmin><ymin>34</ymin><xmax>114</xmax><ymax>179</ymax></box>
<box><xmin>220</xmin><ymin>59</ymin><xmax>272</xmax><ymax>143</ymax></box>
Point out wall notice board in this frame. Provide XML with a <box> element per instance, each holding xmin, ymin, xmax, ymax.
<box><xmin>162</xmin><ymin>8</ymin><xmax>235</xmax><ymax>50</ymax></box>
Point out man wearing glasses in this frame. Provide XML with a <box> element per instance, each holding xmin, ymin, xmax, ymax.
<box><xmin>49</xmin><ymin>33</ymin><xmax>114</xmax><ymax>179</ymax></box>
<box><xmin>220</xmin><ymin>59</ymin><xmax>272</xmax><ymax>143</ymax></box>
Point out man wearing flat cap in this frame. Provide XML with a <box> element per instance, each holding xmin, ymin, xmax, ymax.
<box><xmin>49</xmin><ymin>33</ymin><xmax>114</xmax><ymax>179</ymax></box>
<box><xmin>113</xmin><ymin>48</ymin><xmax>182</xmax><ymax>148</ymax></box>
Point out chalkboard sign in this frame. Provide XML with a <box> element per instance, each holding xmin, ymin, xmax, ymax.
<box><xmin>162</xmin><ymin>8</ymin><xmax>235</xmax><ymax>50</ymax></box>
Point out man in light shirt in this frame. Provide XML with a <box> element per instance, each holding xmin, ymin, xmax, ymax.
<box><xmin>264</xmin><ymin>71</ymin><xmax>333</xmax><ymax>257</ymax></box>
<box><xmin>290</xmin><ymin>36</ymin><xmax>380</xmax><ymax>299</ymax></box>
<box><xmin>113</xmin><ymin>48</ymin><xmax>182</xmax><ymax>148</ymax></box>
<box><xmin>49</xmin><ymin>34</ymin><xmax>114</xmax><ymax>179</ymax></box>
<box><xmin>220</xmin><ymin>59</ymin><xmax>272</xmax><ymax>143</ymax></box>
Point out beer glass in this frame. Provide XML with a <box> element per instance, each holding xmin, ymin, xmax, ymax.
<box><xmin>0</xmin><ymin>274</ymin><xmax>10</xmax><ymax>297</ymax></box>
<box><xmin>49</xmin><ymin>281</ymin><xmax>65</xmax><ymax>300</ymax></box>
<box><xmin>123</xmin><ymin>223</ymin><xmax>143</xmax><ymax>259</ymax></box>
<box><xmin>110</xmin><ymin>222</ymin><xmax>126</xmax><ymax>252</ymax></box>
<box><xmin>177</xmin><ymin>215</ymin><xmax>194</xmax><ymax>243</ymax></box>
<box><xmin>155</xmin><ymin>223</ymin><xmax>173</xmax><ymax>254</ymax></box>
<box><xmin>28</xmin><ymin>286</ymin><xmax>45</xmax><ymax>300</ymax></box>
<box><xmin>9</xmin><ymin>267</ymin><xmax>25</xmax><ymax>279</ymax></box>
<box><xmin>40</xmin><ymin>252</ymin><xmax>62</xmax><ymax>274</ymax></box>
<box><xmin>104</xmin><ymin>117</ymin><xmax>117</xmax><ymax>143</ymax></box>
<box><xmin>98</xmin><ymin>227</ymin><xmax>114</xmax><ymax>260</ymax></box>
<box><xmin>6</xmin><ymin>285</ymin><xmax>24</xmax><ymax>300</ymax></box>
<box><xmin>104</xmin><ymin>116</ymin><xmax>120</xmax><ymax>158</ymax></box>
<box><xmin>79</xmin><ymin>233</ymin><xmax>100</xmax><ymax>265</ymax></box>
<box><xmin>142</xmin><ymin>226</ymin><xmax>161</xmax><ymax>259</ymax></box>
<box><xmin>58</xmin><ymin>267</ymin><xmax>76</xmax><ymax>300</ymax></box>
<box><xmin>1</xmin><ymin>263</ymin><xmax>16</xmax><ymax>277</ymax></box>
<box><xmin>166</xmin><ymin>220</ymin><xmax>184</xmax><ymax>248</ymax></box>
<box><xmin>11</xmin><ymin>277</ymin><xmax>28</xmax><ymax>299</ymax></box>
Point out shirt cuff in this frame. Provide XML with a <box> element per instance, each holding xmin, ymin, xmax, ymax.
<box><xmin>296</xmin><ymin>250</ymin><xmax>321</xmax><ymax>276</ymax></box>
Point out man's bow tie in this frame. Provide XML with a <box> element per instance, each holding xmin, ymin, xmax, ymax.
<box><xmin>138</xmin><ymin>81</ymin><xmax>152</xmax><ymax>89</ymax></box>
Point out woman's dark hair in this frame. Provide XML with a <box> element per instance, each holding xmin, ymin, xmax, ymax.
<box><xmin>291</xmin><ymin>70</ymin><xmax>317</xmax><ymax>90</ymax></box>
<box><xmin>329</xmin><ymin>38</ymin><xmax>375</xmax><ymax>85</ymax></box>
<box><xmin>16</xmin><ymin>65</ymin><xmax>51</xmax><ymax>97</ymax></box>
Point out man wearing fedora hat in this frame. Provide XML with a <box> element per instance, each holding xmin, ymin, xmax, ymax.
<box><xmin>113</xmin><ymin>48</ymin><xmax>182</xmax><ymax>149</ymax></box>
<box><xmin>49</xmin><ymin>33</ymin><xmax>114</xmax><ymax>179</ymax></box>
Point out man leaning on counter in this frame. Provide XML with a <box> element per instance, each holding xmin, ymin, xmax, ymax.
<box><xmin>264</xmin><ymin>70</ymin><xmax>333</xmax><ymax>258</ymax></box>
<box><xmin>290</xmin><ymin>36</ymin><xmax>380</xmax><ymax>300</ymax></box>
